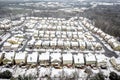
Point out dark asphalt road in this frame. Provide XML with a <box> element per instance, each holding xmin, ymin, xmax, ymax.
<box><xmin>79</xmin><ymin>21</ymin><xmax>118</xmax><ymax>58</ymax></box>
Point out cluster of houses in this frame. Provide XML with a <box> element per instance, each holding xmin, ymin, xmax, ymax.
<box><xmin>81</xmin><ymin>17</ymin><xmax>120</xmax><ymax>51</ymax></box>
<box><xmin>2</xmin><ymin>34</ymin><xmax>25</xmax><ymax>51</ymax></box>
<box><xmin>0</xmin><ymin>19</ymin><xmax>11</xmax><ymax>30</ymax></box>
<box><xmin>0</xmin><ymin>18</ymin><xmax>24</xmax><ymax>30</ymax></box>
<box><xmin>24</xmin><ymin>17</ymin><xmax>102</xmax><ymax>51</ymax></box>
<box><xmin>0</xmin><ymin>51</ymin><xmax>107</xmax><ymax>68</ymax></box>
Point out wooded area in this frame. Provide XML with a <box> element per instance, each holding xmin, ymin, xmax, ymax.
<box><xmin>83</xmin><ymin>5</ymin><xmax>120</xmax><ymax>38</ymax></box>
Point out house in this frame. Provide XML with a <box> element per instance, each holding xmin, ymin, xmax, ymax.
<box><xmin>74</xmin><ymin>54</ymin><xmax>84</xmax><ymax>68</ymax></box>
<box><xmin>15</xmin><ymin>51</ymin><xmax>27</xmax><ymax>64</ymax></box>
<box><xmin>11</xmin><ymin>44</ymin><xmax>19</xmax><ymax>51</ymax></box>
<box><xmin>50</xmin><ymin>53</ymin><xmax>62</xmax><ymax>66</ymax></box>
<box><xmin>42</xmin><ymin>41</ymin><xmax>50</xmax><ymax>48</ymax></box>
<box><xmin>0</xmin><ymin>52</ymin><xmax>4</xmax><ymax>64</ymax></box>
<box><xmin>104</xmin><ymin>34</ymin><xmax>112</xmax><ymax>41</ymax></box>
<box><xmin>27</xmin><ymin>52</ymin><xmax>38</xmax><ymax>65</ymax></box>
<box><xmin>92</xmin><ymin>27</ymin><xmax>99</xmax><ymax>33</ymax></box>
<box><xmin>86</xmin><ymin>42</ymin><xmax>93</xmax><ymax>50</ymax></box>
<box><xmin>77</xmin><ymin>27</ymin><xmax>83</xmax><ymax>31</ymax></box>
<box><xmin>96</xmin><ymin>29</ymin><xmax>103</xmax><ymax>35</ymax></box>
<box><xmin>112</xmin><ymin>41</ymin><xmax>120</xmax><ymax>51</ymax></box>
<box><xmin>70</xmin><ymin>41</ymin><xmax>78</xmax><ymax>49</ymax></box>
<box><xmin>2</xmin><ymin>51</ymin><xmax>15</xmax><ymax>64</ymax></box>
<box><xmin>78</xmin><ymin>35</ymin><xmax>85</xmax><ymax>41</ymax></box>
<box><xmin>3</xmin><ymin>42</ymin><xmax>11</xmax><ymax>51</ymax></box>
<box><xmin>107</xmin><ymin>38</ymin><xmax>116</xmax><ymax>46</ymax></box>
<box><xmin>57</xmin><ymin>40</ymin><xmax>64</xmax><ymax>49</ymax></box>
<box><xmin>89</xmin><ymin>25</ymin><xmax>95</xmax><ymax>31</ymax></box>
<box><xmin>110</xmin><ymin>57</ymin><xmax>120</xmax><ymax>71</ymax></box>
<box><xmin>7</xmin><ymin>37</ymin><xmax>19</xmax><ymax>44</ymax></box>
<box><xmin>62</xmin><ymin>53</ymin><xmax>73</xmax><ymax>66</ymax></box>
<box><xmin>91</xmin><ymin>42</ymin><xmax>102</xmax><ymax>50</ymax></box>
<box><xmin>34</xmin><ymin>40</ymin><xmax>42</xmax><ymax>49</ymax></box>
<box><xmin>27</xmin><ymin>38</ymin><xmax>35</xmax><ymax>49</ymax></box>
<box><xmin>85</xmin><ymin>35</ymin><xmax>95</xmax><ymax>41</ymax></box>
<box><xmin>85</xmin><ymin>53</ymin><xmax>97</xmax><ymax>67</ymax></box>
<box><xmin>79</xmin><ymin>42</ymin><xmax>86</xmax><ymax>50</ymax></box>
<box><xmin>50</xmin><ymin>40</ymin><xmax>57</xmax><ymax>49</ymax></box>
<box><xmin>39</xmin><ymin>52</ymin><xmax>50</xmax><ymax>66</ymax></box>
<box><xmin>64</xmin><ymin>41</ymin><xmax>70</xmax><ymax>49</ymax></box>
<box><xmin>100</xmin><ymin>32</ymin><xmax>107</xmax><ymax>38</ymax></box>
<box><xmin>95</xmin><ymin>54</ymin><xmax>107</xmax><ymax>67</ymax></box>
<box><xmin>72</xmin><ymin>34</ymin><xmax>78</xmax><ymax>40</ymax></box>
<box><xmin>67</xmin><ymin>32</ymin><xmax>72</xmax><ymax>38</ymax></box>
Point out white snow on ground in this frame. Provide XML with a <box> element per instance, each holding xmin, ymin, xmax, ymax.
<box><xmin>63</xmin><ymin>67</ymin><xmax>76</xmax><ymax>78</ymax></box>
<box><xmin>13</xmin><ymin>66</ymin><xmax>26</xmax><ymax>78</ymax></box>
<box><xmin>39</xmin><ymin>67</ymin><xmax>51</xmax><ymax>78</ymax></box>
<box><xmin>25</xmin><ymin>68</ymin><xmax>37</xmax><ymax>77</ymax></box>
<box><xmin>0</xmin><ymin>68</ymin><xmax>13</xmax><ymax>73</ymax></box>
<box><xmin>78</xmin><ymin>69</ymin><xmax>87</xmax><ymax>78</ymax></box>
<box><xmin>51</xmin><ymin>68</ymin><xmax>62</xmax><ymax>78</ymax></box>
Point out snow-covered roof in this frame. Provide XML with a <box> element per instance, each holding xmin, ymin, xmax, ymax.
<box><xmin>112</xmin><ymin>41</ymin><xmax>120</xmax><ymax>48</ymax></box>
<box><xmin>115</xmin><ymin>57</ymin><xmax>120</xmax><ymax>65</ymax></box>
<box><xmin>27</xmin><ymin>52</ymin><xmax>38</xmax><ymax>63</ymax></box>
<box><xmin>57</xmin><ymin>40</ymin><xmax>63</xmax><ymax>46</ymax></box>
<box><xmin>51</xmin><ymin>68</ymin><xmax>62</xmax><ymax>78</ymax></box>
<box><xmin>50</xmin><ymin>41</ymin><xmax>57</xmax><ymax>46</ymax></box>
<box><xmin>4</xmin><ymin>51</ymin><xmax>15</xmax><ymax>60</ymax></box>
<box><xmin>64</xmin><ymin>41</ymin><xmax>70</xmax><ymax>47</ymax></box>
<box><xmin>15</xmin><ymin>51</ymin><xmax>27</xmax><ymax>60</ymax></box>
<box><xmin>104</xmin><ymin>34</ymin><xmax>112</xmax><ymax>40</ymax></box>
<box><xmin>95</xmin><ymin>54</ymin><xmax>107</xmax><ymax>63</ymax></box>
<box><xmin>42</xmin><ymin>41</ymin><xmax>50</xmax><ymax>46</ymax></box>
<box><xmin>3</xmin><ymin>42</ymin><xmax>11</xmax><ymax>46</ymax></box>
<box><xmin>74</xmin><ymin>54</ymin><xmax>84</xmax><ymax>64</ymax></box>
<box><xmin>11</xmin><ymin>44</ymin><xmax>19</xmax><ymax>48</ymax></box>
<box><xmin>28</xmin><ymin>38</ymin><xmax>35</xmax><ymax>45</ymax></box>
<box><xmin>97</xmin><ymin>29</ymin><xmax>102</xmax><ymax>34</ymax></box>
<box><xmin>85</xmin><ymin>53</ymin><xmax>96</xmax><ymax>62</ymax></box>
<box><xmin>39</xmin><ymin>52</ymin><xmax>50</xmax><ymax>60</ymax></box>
<box><xmin>51</xmin><ymin>53</ymin><xmax>61</xmax><ymax>62</ymax></box>
<box><xmin>62</xmin><ymin>53</ymin><xmax>73</xmax><ymax>61</ymax></box>
<box><xmin>35</xmin><ymin>40</ymin><xmax>42</xmax><ymax>45</ymax></box>
<box><xmin>93</xmin><ymin>27</ymin><xmax>98</xmax><ymax>32</ymax></box>
<box><xmin>63</xmin><ymin>67</ymin><xmax>75</xmax><ymax>78</ymax></box>
<box><xmin>79</xmin><ymin>42</ymin><xmax>86</xmax><ymax>46</ymax></box>
<box><xmin>71</xmin><ymin>41</ymin><xmax>78</xmax><ymax>47</ymax></box>
<box><xmin>100</xmin><ymin>32</ymin><xmax>106</xmax><ymax>37</ymax></box>
<box><xmin>108</xmin><ymin>38</ymin><xmax>116</xmax><ymax>43</ymax></box>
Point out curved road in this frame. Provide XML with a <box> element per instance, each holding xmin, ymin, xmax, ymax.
<box><xmin>79</xmin><ymin>21</ymin><xmax>118</xmax><ymax>58</ymax></box>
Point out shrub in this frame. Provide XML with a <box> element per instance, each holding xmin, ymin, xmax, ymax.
<box><xmin>0</xmin><ymin>70</ymin><xmax>12</xmax><ymax>79</ymax></box>
<box><xmin>17</xmin><ymin>75</ymin><xmax>37</xmax><ymax>80</ymax></box>
<box><xmin>109</xmin><ymin>72</ymin><xmax>120</xmax><ymax>80</ymax></box>
<box><xmin>90</xmin><ymin>72</ymin><xmax>105</xmax><ymax>80</ymax></box>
